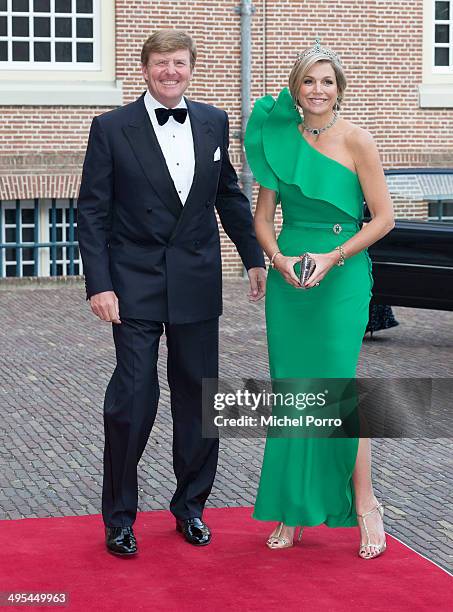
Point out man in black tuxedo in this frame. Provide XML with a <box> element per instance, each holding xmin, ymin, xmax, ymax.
<box><xmin>77</xmin><ymin>30</ymin><xmax>266</xmax><ymax>556</ymax></box>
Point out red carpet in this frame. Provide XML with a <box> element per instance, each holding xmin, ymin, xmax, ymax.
<box><xmin>0</xmin><ymin>507</ymin><xmax>451</xmax><ymax>611</ymax></box>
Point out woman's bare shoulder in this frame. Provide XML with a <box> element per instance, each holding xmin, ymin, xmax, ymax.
<box><xmin>341</xmin><ymin>120</ymin><xmax>376</xmax><ymax>152</ymax></box>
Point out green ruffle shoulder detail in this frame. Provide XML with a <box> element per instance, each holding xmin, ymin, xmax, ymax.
<box><xmin>244</xmin><ymin>95</ymin><xmax>280</xmax><ymax>201</ymax></box>
<box><xmin>246</xmin><ymin>87</ymin><xmax>364</xmax><ymax>220</ymax></box>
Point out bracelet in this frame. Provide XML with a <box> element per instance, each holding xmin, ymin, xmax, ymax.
<box><xmin>270</xmin><ymin>250</ymin><xmax>281</xmax><ymax>268</ymax></box>
<box><xmin>335</xmin><ymin>245</ymin><xmax>345</xmax><ymax>266</ymax></box>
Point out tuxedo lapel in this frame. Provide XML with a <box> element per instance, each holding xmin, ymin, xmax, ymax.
<box><xmin>122</xmin><ymin>95</ymin><xmax>183</xmax><ymax>219</ymax></box>
<box><xmin>169</xmin><ymin>98</ymin><xmax>217</xmax><ymax>239</ymax></box>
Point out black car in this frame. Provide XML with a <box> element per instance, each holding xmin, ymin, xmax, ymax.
<box><xmin>366</xmin><ymin>169</ymin><xmax>453</xmax><ymax>311</ymax></box>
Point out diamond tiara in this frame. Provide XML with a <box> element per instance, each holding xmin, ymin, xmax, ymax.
<box><xmin>295</xmin><ymin>38</ymin><xmax>342</xmax><ymax>66</ymax></box>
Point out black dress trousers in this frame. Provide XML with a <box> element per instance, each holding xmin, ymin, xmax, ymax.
<box><xmin>102</xmin><ymin>317</ymin><xmax>219</xmax><ymax>527</ymax></box>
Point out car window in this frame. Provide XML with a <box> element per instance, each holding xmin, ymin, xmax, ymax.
<box><xmin>363</xmin><ymin>171</ymin><xmax>453</xmax><ymax>223</ymax></box>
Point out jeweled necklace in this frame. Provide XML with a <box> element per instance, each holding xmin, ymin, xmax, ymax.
<box><xmin>303</xmin><ymin>111</ymin><xmax>338</xmax><ymax>136</ymax></box>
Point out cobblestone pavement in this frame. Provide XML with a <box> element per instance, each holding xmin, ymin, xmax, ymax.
<box><xmin>0</xmin><ymin>279</ymin><xmax>452</xmax><ymax>572</ymax></box>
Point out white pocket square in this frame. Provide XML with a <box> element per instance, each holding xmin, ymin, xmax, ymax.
<box><xmin>213</xmin><ymin>146</ymin><xmax>221</xmax><ymax>162</ymax></box>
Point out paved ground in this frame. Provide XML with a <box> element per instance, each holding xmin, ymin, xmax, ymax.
<box><xmin>0</xmin><ymin>279</ymin><xmax>452</xmax><ymax>572</ymax></box>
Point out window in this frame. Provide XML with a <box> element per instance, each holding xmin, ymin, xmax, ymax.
<box><xmin>380</xmin><ymin>170</ymin><xmax>453</xmax><ymax>221</ymax></box>
<box><xmin>1</xmin><ymin>200</ymin><xmax>37</xmax><ymax>277</ymax></box>
<box><xmin>0</xmin><ymin>0</ymin><xmax>98</xmax><ymax>69</ymax></box>
<box><xmin>420</xmin><ymin>1</ymin><xmax>453</xmax><ymax>107</ymax></box>
<box><xmin>0</xmin><ymin>0</ymin><xmax>120</xmax><ymax>106</ymax></box>
<box><xmin>428</xmin><ymin>200</ymin><xmax>453</xmax><ymax>220</ymax></box>
<box><xmin>0</xmin><ymin>198</ymin><xmax>82</xmax><ymax>278</ymax></box>
<box><xmin>434</xmin><ymin>0</ymin><xmax>452</xmax><ymax>71</ymax></box>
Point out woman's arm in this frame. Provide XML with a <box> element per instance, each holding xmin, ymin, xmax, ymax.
<box><xmin>254</xmin><ymin>186</ymin><xmax>301</xmax><ymax>288</ymax></box>
<box><xmin>304</xmin><ymin>128</ymin><xmax>395</xmax><ymax>288</ymax></box>
<box><xmin>343</xmin><ymin>127</ymin><xmax>395</xmax><ymax>255</ymax></box>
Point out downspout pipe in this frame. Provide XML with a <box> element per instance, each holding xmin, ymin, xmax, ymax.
<box><xmin>237</xmin><ymin>0</ymin><xmax>255</xmax><ymax>276</ymax></box>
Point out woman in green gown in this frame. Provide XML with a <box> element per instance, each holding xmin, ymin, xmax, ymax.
<box><xmin>244</xmin><ymin>41</ymin><xmax>394</xmax><ymax>559</ymax></box>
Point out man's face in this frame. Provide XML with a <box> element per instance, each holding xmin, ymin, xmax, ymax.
<box><xmin>141</xmin><ymin>48</ymin><xmax>193</xmax><ymax>108</ymax></box>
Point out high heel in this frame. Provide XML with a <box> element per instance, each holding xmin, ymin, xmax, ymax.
<box><xmin>357</xmin><ymin>502</ymin><xmax>387</xmax><ymax>559</ymax></box>
<box><xmin>266</xmin><ymin>523</ymin><xmax>303</xmax><ymax>549</ymax></box>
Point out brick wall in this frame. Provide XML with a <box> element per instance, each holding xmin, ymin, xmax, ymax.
<box><xmin>0</xmin><ymin>0</ymin><xmax>452</xmax><ymax>276</ymax></box>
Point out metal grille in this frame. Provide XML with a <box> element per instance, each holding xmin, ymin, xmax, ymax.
<box><xmin>0</xmin><ymin>198</ymin><xmax>81</xmax><ymax>277</ymax></box>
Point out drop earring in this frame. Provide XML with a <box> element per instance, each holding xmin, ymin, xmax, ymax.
<box><xmin>293</xmin><ymin>97</ymin><xmax>304</xmax><ymax>120</ymax></box>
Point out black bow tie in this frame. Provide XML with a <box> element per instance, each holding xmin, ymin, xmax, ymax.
<box><xmin>155</xmin><ymin>107</ymin><xmax>188</xmax><ymax>126</ymax></box>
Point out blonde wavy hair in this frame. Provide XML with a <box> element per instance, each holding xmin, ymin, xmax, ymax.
<box><xmin>289</xmin><ymin>50</ymin><xmax>347</xmax><ymax>110</ymax></box>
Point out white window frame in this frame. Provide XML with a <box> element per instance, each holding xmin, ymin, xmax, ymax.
<box><xmin>0</xmin><ymin>0</ymin><xmax>100</xmax><ymax>70</ymax></box>
<box><xmin>432</xmin><ymin>0</ymin><xmax>452</xmax><ymax>74</ymax></box>
<box><xmin>0</xmin><ymin>0</ymin><xmax>121</xmax><ymax>105</ymax></box>
<box><xmin>420</xmin><ymin>0</ymin><xmax>453</xmax><ymax>107</ymax></box>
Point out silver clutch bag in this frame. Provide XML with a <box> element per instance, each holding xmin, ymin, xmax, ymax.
<box><xmin>299</xmin><ymin>253</ymin><xmax>316</xmax><ymax>287</ymax></box>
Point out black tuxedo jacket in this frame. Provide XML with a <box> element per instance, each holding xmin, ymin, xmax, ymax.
<box><xmin>77</xmin><ymin>93</ymin><xmax>265</xmax><ymax>324</ymax></box>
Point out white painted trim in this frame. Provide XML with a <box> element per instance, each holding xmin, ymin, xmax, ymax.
<box><xmin>388</xmin><ymin>532</ymin><xmax>453</xmax><ymax>577</ymax></box>
<box><xmin>0</xmin><ymin>78</ymin><xmax>123</xmax><ymax>105</ymax></box>
<box><xmin>419</xmin><ymin>82</ymin><xmax>453</xmax><ymax>106</ymax></box>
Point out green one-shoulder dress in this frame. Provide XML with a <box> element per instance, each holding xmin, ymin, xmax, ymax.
<box><xmin>244</xmin><ymin>88</ymin><xmax>373</xmax><ymax>528</ymax></box>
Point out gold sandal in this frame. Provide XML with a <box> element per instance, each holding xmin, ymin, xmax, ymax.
<box><xmin>266</xmin><ymin>523</ymin><xmax>303</xmax><ymax>549</ymax></box>
<box><xmin>357</xmin><ymin>502</ymin><xmax>387</xmax><ymax>559</ymax></box>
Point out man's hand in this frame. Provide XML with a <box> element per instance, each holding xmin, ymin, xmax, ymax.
<box><xmin>90</xmin><ymin>291</ymin><xmax>121</xmax><ymax>324</ymax></box>
<box><xmin>247</xmin><ymin>267</ymin><xmax>267</xmax><ymax>302</ymax></box>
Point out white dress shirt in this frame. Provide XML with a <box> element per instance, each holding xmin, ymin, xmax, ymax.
<box><xmin>144</xmin><ymin>90</ymin><xmax>195</xmax><ymax>205</ymax></box>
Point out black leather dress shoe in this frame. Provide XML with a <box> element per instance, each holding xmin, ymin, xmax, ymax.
<box><xmin>176</xmin><ymin>518</ymin><xmax>211</xmax><ymax>546</ymax></box>
<box><xmin>105</xmin><ymin>526</ymin><xmax>138</xmax><ymax>556</ymax></box>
